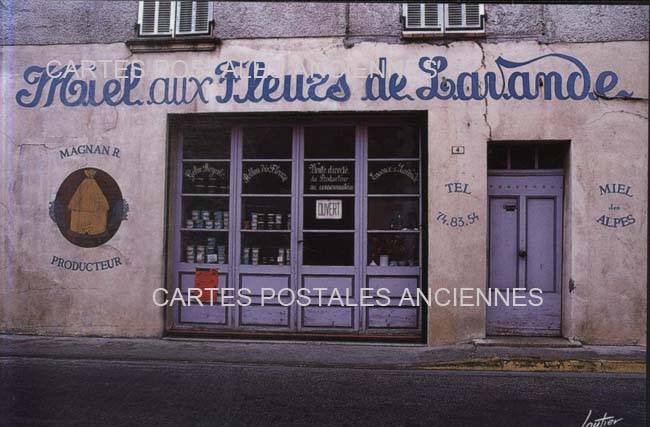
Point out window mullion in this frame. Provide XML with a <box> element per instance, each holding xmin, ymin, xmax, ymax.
<box><xmin>442</xmin><ymin>3</ymin><xmax>447</xmax><ymax>33</ymax></box>
<box><xmin>171</xmin><ymin>0</ymin><xmax>177</xmax><ymax>37</ymax></box>
<box><xmin>462</xmin><ymin>3</ymin><xmax>467</xmax><ymax>27</ymax></box>
<box><xmin>153</xmin><ymin>1</ymin><xmax>160</xmax><ymax>33</ymax></box>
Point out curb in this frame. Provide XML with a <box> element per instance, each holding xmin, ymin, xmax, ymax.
<box><xmin>416</xmin><ymin>357</ymin><xmax>646</xmax><ymax>373</ymax></box>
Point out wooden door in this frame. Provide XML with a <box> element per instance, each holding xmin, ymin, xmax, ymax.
<box><xmin>487</xmin><ymin>174</ymin><xmax>563</xmax><ymax>336</ymax></box>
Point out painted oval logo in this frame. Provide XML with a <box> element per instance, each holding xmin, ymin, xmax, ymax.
<box><xmin>49</xmin><ymin>168</ymin><xmax>128</xmax><ymax>248</ymax></box>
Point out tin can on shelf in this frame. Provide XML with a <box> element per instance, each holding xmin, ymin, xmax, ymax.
<box><xmin>206</xmin><ymin>237</ymin><xmax>217</xmax><ymax>249</ymax></box>
<box><xmin>242</xmin><ymin>247</ymin><xmax>250</xmax><ymax>264</ymax></box>
<box><xmin>243</xmin><ymin>220</ymin><xmax>251</xmax><ymax>230</ymax></box>
<box><xmin>186</xmin><ymin>254</ymin><xmax>195</xmax><ymax>263</ymax></box>
<box><xmin>275</xmin><ymin>214</ymin><xmax>282</xmax><ymax>230</ymax></box>
<box><xmin>251</xmin><ymin>213</ymin><xmax>258</xmax><ymax>230</ymax></box>
<box><xmin>194</xmin><ymin>220</ymin><xmax>203</xmax><ymax>229</ymax></box>
<box><xmin>201</xmin><ymin>210</ymin><xmax>210</xmax><ymax>221</ymax></box>
<box><xmin>285</xmin><ymin>248</ymin><xmax>291</xmax><ymax>265</ymax></box>
<box><xmin>195</xmin><ymin>252</ymin><xmax>205</xmax><ymax>264</ymax></box>
<box><xmin>185</xmin><ymin>220</ymin><xmax>194</xmax><ymax>229</ymax></box>
<box><xmin>277</xmin><ymin>248</ymin><xmax>284</xmax><ymax>265</ymax></box>
<box><xmin>286</xmin><ymin>214</ymin><xmax>291</xmax><ymax>229</ymax></box>
<box><xmin>251</xmin><ymin>247</ymin><xmax>259</xmax><ymax>266</ymax></box>
<box><xmin>223</xmin><ymin>212</ymin><xmax>230</xmax><ymax>228</ymax></box>
<box><xmin>191</xmin><ymin>210</ymin><xmax>200</xmax><ymax>221</ymax></box>
<box><xmin>205</xmin><ymin>220</ymin><xmax>214</xmax><ymax>229</ymax></box>
<box><xmin>206</xmin><ymin>253</ymin><xmax>218</xmax><ymax>263</ymax></box>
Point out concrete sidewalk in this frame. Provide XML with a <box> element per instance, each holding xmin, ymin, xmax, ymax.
<box><xmin>0</xmin><ymin>334</ymin><xmax>645</xmax><ymax>373</ymax></box>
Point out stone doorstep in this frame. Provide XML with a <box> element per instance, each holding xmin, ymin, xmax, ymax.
<box><xmin>473</xmin><ymin>336</ymin><xmax>583</xmax><ymax>348</ymax></box>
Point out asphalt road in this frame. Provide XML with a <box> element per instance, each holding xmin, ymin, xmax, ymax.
<box><xmin>0</xmin><ymin>358</ymin><xmax>645</xmax><ymax>427</ymax></box>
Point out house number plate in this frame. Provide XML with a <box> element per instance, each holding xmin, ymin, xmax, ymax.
<box><xmin>316</xmin><ymin>199</ymin><xmax>342</xmax><ymax>220</ymax></box>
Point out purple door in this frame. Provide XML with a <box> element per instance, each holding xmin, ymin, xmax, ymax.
<box><xmin>487</xmin><ymin>175</ymin><xmax>563</xmax><ymax>336</ymax></box>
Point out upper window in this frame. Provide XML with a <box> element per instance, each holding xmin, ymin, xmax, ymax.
<box><xmin>488</xmin><ymin>144</ymin><xmax>566</xmax><ymax>170</ymax></box>
<box><xmin>402</xmin><ymin>3</ymin><xmax>485</xmax><ymax>36</ymax></box>
<box><xmin>138</xmin><ymin>1</ymin><xmax>213</xmax><ymax>37</ymax></box>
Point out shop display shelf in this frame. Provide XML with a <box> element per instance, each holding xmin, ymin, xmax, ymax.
<box><xmin>367</xmin><ymin>229</ymin><xmax>420</xmax><ymax>234</ymax></box>
<box><xmin>241</xmin><ymin>194</ymin><xmax>291</xmax><ymax>198</ymax></box>
<box><xmin>242</xmin><ymin>158</ymin><xmax>292</xmax><ymax>162</ymax></box>
<box><xmin>304</xmin><ymin>158</ymin><xmax>356</xmax><ymax>162</ymax></box>
<box><xmin>302</xmin><ymin>229</ymin><xmax>354</xmax><ymax>233</ymax></box>
<box><xmin>180</xmin><ymin>228</ymin><xmax>229</xmax><ymax>232</ymax></box>
<box><xmin>182</xmin><ymin>159</ymin><xmax>230</xmax><ymax>162</ymax></box>
<box><xmin>178</xmin><ymin>262</ymin><xmax>228</xmax><ymax>269</ymax></box>
<box><xmin>181</xmin><ymin>193</ymin><xmax>230</xmax><ymax>197</ymax></box>
<box><xmin>368</xmin><ymin>157</ymin><xmax>420</xmax><ymax>162</ymax></box>
<box><xmin>240</xmin><ymin>229</ymin><xmax>290</xmax><ymax>233</ymax></box>
<box><xmin>367</xmin><ymin>194</ymin><xmax>419</xmax><ymax>198</ymax></box>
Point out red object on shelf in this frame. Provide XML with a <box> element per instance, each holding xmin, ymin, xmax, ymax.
<box><xmin>194</xmin><ymin>268</ymin><xmax>219</xmax><ymax>303</ymax></box>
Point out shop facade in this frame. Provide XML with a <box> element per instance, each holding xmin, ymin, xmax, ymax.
<box><xmin>1</xmin><ymin>3</ymin><xmax>648</xmax><ymax>345</ymax></box>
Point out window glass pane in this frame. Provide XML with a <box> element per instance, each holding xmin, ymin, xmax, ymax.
<box><xmin>241</xmin><ymin>233</ymin><xmax>291</xmax><ymax>266</ymax></box>
<box><xmin>242</xmin><ymin>161</ymin><xmax>291</xmax><ymax>194</ymax></box>
<box><xmin>182</xmin><ymin>232</ymin><xmax>228</xmax><ymax>265</ymax></box>
<box><xmin>368</xmin><ymin>161</ymin><xmax>419</xmax><ymax>194</ymax></box>
<box><xmin>243</xmin><ymin>127</ymin><xmax>292</xmax><ymax>159</ymax></box>
<box><xmin>487</xmin><ymin>145</ymin><xmax>508</xmax><ymax>169</ymax></box>
<box><xmin>241</xmin><ymin>197</ymin><xmax>291</xmax><ymax>230</ymax></box>
<box><xmin>304</xmin><ymin>161</ymin><xmax>354</xmax><ymax>194</ymax></box>
<box><xmin>303</xmin><ymin>197</ymin><xmax>354</xmax><ymax>230</ymax></box>
<box><xmin>183</xmin><ymin>162</ymin><xmax>230</xmax><ymax>194</ymax></box>
<box><xmin>368</xmin><ymin>126</ymin><xmax>419</xmax><ymax>158</ymax></box>
<box><xmin>182</xmin><ymin>127</ymin><xmax>230</xmax><ymax>159</ymax></box>
<box><xmin>181</xmin><ymin>196</ymin><xmax>229</xmax><ymax>264</ymax></box>
<box><xmin>538</xmin><ymin>144</ymin><xmax>565</xmax><ymax>169</ymax></box>
<box><xmin>303</xmin><ymin>233</ymin><xmax>354</xmax><ymax>266</ymax></box>
<box><xmin>305</xmin><ymin>126</ymin><xmax>355</xmax><ymax>159</ymax></box>
<box><xmin>182</xmin><ymin>197</ymin><xmax>230</xmax><ymax>230</ymax></box>
<box><xmin>510</xmin><ymin>145</ymin><xmax>535</xmax><ymax>169</ymax></box>
<box><xmin>368</xmin><ymin>198</ymin><xmax>419</xmax><ymax>231</ymax></box>
<box><xmin>368</xmin><ymin>234</ymin><xmax>419</xmax><ymax>267</ymax></box>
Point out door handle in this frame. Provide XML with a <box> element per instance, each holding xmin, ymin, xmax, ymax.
<box><xmin>518</xmin><ymin>250</ymin><xmax>527</xmax><ymax>258</ymax></box>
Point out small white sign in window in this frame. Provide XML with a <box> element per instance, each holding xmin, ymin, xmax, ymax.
<box><xmin>316</xmin><ymin>199</ymin><xmax>342</xmax><ymax>220</ymax></box>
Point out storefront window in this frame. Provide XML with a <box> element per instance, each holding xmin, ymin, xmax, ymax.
<box><xmin>241</xmin><ymin>126</ymin><xmax>293</xmax><ymax>266</ymax></box>
<box><xmin>367</xmin><ymin>126</ymin><xmax>421</xmax><ymax>267</ymax></box>
<box><xmin>170</xmin><ymin>117</ymin><xmax>424</xmax><ymax>335</ymax></box>
<box><xmin>302</xmin><ymin>126</ymin><xmax>356</xmax><ymax>266</ymax></box>
<box><xmin>180</xmin><ymin>127</ymin><xmax>231</xmax><ymax>265</ymax></box>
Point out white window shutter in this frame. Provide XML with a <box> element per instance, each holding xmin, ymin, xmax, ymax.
<box><xmin>176</xmin><ymin>1</ymin><xmax>212</xmax><ymax>35</ymax></box>
<box><xmin>138</xmin><ymin>1</ymin><xmax>175</xmax><ymax>36</ymax></box>
<box><xmin>403</xmin><ymin>3</ymin><xmax>442</xmax><ymax>31</ymax></box>
<box><xmin>464</xmin><ymin>3</ymin><xmax>482</xmax><ymax>27</ymax></box>
<box><xmin>444</xmin><ymin>3</ymin><xmax>485</xmax><ymax>31</ymax></box>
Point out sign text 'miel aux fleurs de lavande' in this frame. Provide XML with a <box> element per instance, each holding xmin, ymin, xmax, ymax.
<box><xmin>15</xmin><ymin>53</ymin><xmax>633</xmax><ymax>108</ymax></box>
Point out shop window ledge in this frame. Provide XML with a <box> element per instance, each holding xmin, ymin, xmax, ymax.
<box><xmin>126</xmin><ymin>36</ymin><xmax>220</xmax><ymax>53</ymax></box>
